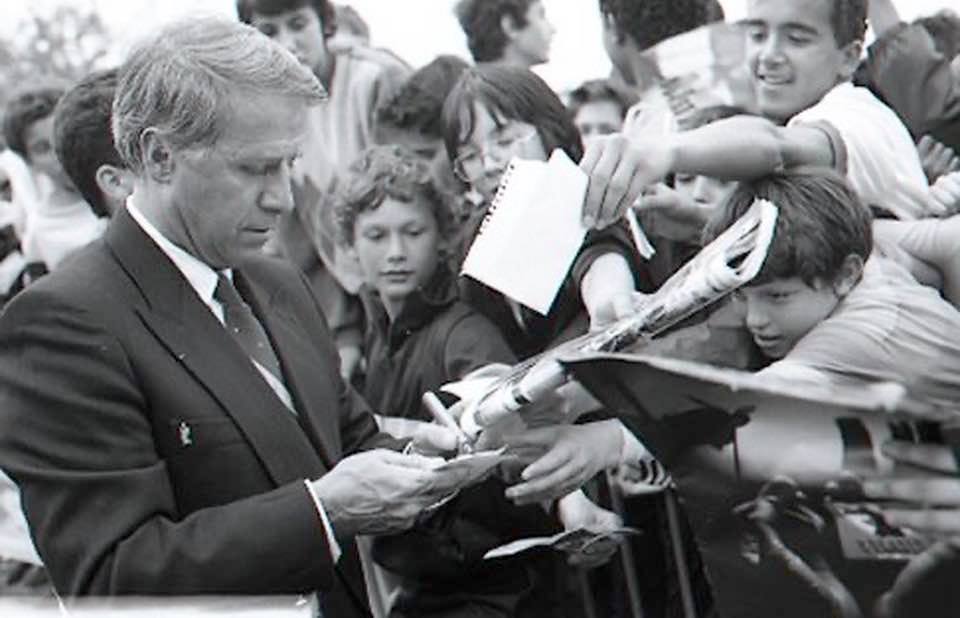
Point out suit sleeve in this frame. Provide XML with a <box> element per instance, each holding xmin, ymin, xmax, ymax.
<box><xmin>0</xmin><ymin>287</ymin><xmax>336</xmax><ymax>596</ymax></box>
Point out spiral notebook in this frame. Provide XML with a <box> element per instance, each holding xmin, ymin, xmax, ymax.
<box><xmin>461</xmin><ymin>150</ymin><xmax>589</xmax><ymax>315</ymax></box>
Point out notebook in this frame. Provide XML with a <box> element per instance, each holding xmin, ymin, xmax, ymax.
<box><xmin>461</xmin><ymin>149</ymin><xmax>589</xmax><ymax>315</ymax></box>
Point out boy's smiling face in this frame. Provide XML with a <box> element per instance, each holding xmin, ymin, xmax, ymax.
<box><xmin>739</xmin><ymin>276</ymin><xmax>842</xmax><ymax>359</ymax></box>
<box><xmin>352</xmin><ymin>196</ymin><xmax>442</xmax><ymax>317</ymax></box>
<box><xmin>744</xmin><ymin>0</ymin><xmax>860</xmax><ymax>122</ymax></box>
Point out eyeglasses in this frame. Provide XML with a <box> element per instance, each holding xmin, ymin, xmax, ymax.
<box><xmin>453</xmin><ymin>126</ymin><xmax>538</xmax><ymax>183</ymax></box>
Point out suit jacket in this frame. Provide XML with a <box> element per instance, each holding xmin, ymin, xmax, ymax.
<box><xmin>0</xmin><ymin>209</ymin><xmax>395</xmax><ymax>616</ymax></box>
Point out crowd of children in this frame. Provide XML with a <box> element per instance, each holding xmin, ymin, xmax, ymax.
<box><xmin>0</xmin><ymin>0</ymin><xmax>959</xmax><ymax>616</ymax></box>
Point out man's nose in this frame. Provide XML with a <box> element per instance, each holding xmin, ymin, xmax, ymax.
<box><xmin>260</xmin><ymin>165</ymin><xmax>294</xmax><ymax>214</ymax></box>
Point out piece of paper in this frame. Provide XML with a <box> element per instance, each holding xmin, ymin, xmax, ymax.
<box><xmin>434</xmin><ymin>447</ymin><xmax>514</xmax><ymax>486</ymax></box>
<box><xmin>461</xmin><ymin>149</ymin><xmax>589</xmax><ymax>315</ymax></box>
<box><xmin>484</xmin><ymin>527</ymin><xmax>641</xmax><ymax>560</ymax></box>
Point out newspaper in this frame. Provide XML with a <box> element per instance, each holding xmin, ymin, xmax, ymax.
<box><xmin>452</xmin><ymin>199</ymin><xmax>778</xmax><ymax>436</ymax></box>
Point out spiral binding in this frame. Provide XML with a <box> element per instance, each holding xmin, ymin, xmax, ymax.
<box><xmin>476</xmin><ymin>159</ymin><xmax>519</xmax><ymax>237</ymax></box>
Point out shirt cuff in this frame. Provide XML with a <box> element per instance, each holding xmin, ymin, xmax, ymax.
<box><xmin>303</xmin><ymin>479</ymin><xmax>342</xmax><ymax>564</ymax></box>
<box><xmin>618</xmin><ymin>422</ymin><xmax>649</xmax><ymax>467</ymax></box>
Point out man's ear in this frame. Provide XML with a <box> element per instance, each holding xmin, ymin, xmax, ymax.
<box><xmin>95</xmin><ymin>165</ymin><xmax>133</xmax><ymax>206</ymax></box>
<box><xmin>832</xmin><ymin>253</ymin><xmax>865</xmax><ymax>297</ymax></box>
<box><xmin>837</xmin><ymin>40</ymin><xmax>863</xmax><ymax>81</ymax></box>
<box><xmin>140</xmin><ymin>129</ymin><xmax>175</xmax><ymax>182</ymax></box>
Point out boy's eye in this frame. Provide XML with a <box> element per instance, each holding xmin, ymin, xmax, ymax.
<box><xmin>787</xmin><ymin>33</ymin><xmax>812</xmax><ymax>45</ymax></box>
<box><xmin>405</xmin><ymin>227</ymin><xmax>425</xmax><ymax>238</ymax></box>
<box><xmin>362</xmin><ymin>230</ymin><xmax>385</xmax><ymax>242</ymax></box>
<box><xmin>767</xmin><ymin>291</ymin><xmax>793</xmax><ymax>302</ymax></box>
<box><xmin>257</xmin><ymin>23</ymin><xmax>278</xmax><ymax>38</ymax></box>
<box><xmin>288</xmin><ymin>16</ymin><xmax>307</xmax><ymax>31</ymax></box>
<box><xmin>674</xmin><ymin>173</ymin><xmax>696</xmax><ymax>186</ymax></box>
<box><xmin>746</xmin><ymin>26</ymin><xmax>767</xmax><ymax>43</ymax></box>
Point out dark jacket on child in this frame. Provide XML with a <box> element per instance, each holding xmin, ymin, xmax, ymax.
<box><xmin>362</xmin><ymin>267</ymin><xmax>565</xmax><ymax>618</ymax></box>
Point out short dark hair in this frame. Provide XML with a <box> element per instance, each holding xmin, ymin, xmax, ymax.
<box><xmin>598</xmin><ymin>0</ymin><xmax>721</xmax><ymax>50</ymax></box>
<box><xmin>830</xmin><ymin>0</ymin><xmax>868</xmax><ymax>47</ymax></box>
<box><xmin>335</xmin><ymin>145</ymin><xmax>456</xmax><ymax>246</ymax></box>
<box><xmin>53</xmin><ymin>69</ymin><xmax>123</xmax><ymax>218</ymax></box>
<box><xmin>236</xmin><ymin>0</ymin><xmax>337</xmax><ymax>38</ymax></box>
<box><xmin>454</xmin><ymin>0</ymin><xmax>535</xmax><ymax>62</ymax></box>
<box><xmin>703</xmin><ymin>169</ymin><xmax>873</xmax><ymax>287</ymax></box>
<box><xmin>3</xmin><ymin>86</ymin><xmax>64</xmax><ymax>160</ymax></box>
<box><xmin>442</xmin><ymin>64</ymin><xmax>583</xmax><ymax>167</ymax></box>
<box><xmin>566</xmin><ymin>79</ymin><xmax>637</xmax><ymax>120</ymax></box>
<box><xmin>376</xmin><ymin>55</ymin><xmax>470</xmax><ymax>138</ymax></box>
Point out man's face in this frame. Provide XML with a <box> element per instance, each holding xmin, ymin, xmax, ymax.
<box><xmin>745</xmin><ymin>0</ymin><xmax>858</xmax><ymax>122</ymax></box>
<box><xmin>162</xmin><ymin>93</ymin><xmax>308</xmax><ymax>269</ymax></box>
<box><xmin>352</xmin><ymin>196</ymin><xmax>441</xmax><ymax>315</ymax></box>
<box><xmin>574</xmin><ymin>100</ymin><xmax>623</xmax><ymax>142</ymax></box>
<box><xmin>508</xmin><ymin>1</ymin><xmax>556</xmax><ymax>66</ymax></box>
<box><xmin>739</xmin><ymin>276</ymin><xmax>840</xmax><ymax>359</ymax></box>
<box><xmin>24</xmin><ymin>115</ymin><xmax>73</xmax><ymax>190</ymax></box>
<box><xmin>249</xmin><ymin>6</ymin><xmax>331</xmax><ymax>80</ymax></box>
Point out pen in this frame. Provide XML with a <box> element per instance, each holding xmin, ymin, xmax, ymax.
<box><xmin>422</xmin><ymin>391</ymin><xmax>474</xmax><ymax>454</ymax></box>
<box><xmin>626</xmin><ymin>207</ymin><xmax>656</xmax><ymax>260</ymax></box>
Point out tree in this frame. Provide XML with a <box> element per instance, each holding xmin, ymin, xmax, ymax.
<box><xmin>0</xmin><ymin>2</ymin><xmax>111</xmax><ymax>111</ymax></box>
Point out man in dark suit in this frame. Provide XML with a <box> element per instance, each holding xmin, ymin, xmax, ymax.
<box><xmin>0</xmin><ymin>16</ymin><xmax>464</xmax><ymax>616</ymax></box>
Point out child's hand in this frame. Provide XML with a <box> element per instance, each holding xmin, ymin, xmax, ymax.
<box><xmin>376</xmin><ymin>415</ymin><xmax>460</xmax><ymax>456</ymax></box>
<box><xmin>930</xmin><ymin>171</ymin><xmax>960</xmax><ymax>217</ymax></box>
<box><xmin>917</xmin><ymin>135</ymin><xmax>960</xmax><ymax>184</ymax></box>
<box><xmin>556</xmin><ymin>490</ymin><xmax>623</xmax><ymax>568</ymax></box>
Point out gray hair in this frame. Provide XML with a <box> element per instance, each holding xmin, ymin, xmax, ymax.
<box><xmin>112</xmin><ymin>16</ymin><xmax>326</xmax><ymax>172</ymax></box>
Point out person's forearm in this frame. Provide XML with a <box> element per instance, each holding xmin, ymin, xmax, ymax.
<box><xmin>664</xmin><ymin>116</ymin><xmax>832</xmax><ymax>180</ymax></box>
<box><xmin>868</xmin><ymin>0</ymin><xmax>902</xmax><ymax>39</ymax></box>
<box><xmin>580</xmin><ymin>252</ymin><xmax>635</xmax><ymax>321</ymax></box>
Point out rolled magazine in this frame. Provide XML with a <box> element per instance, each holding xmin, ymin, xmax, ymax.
<box><xmin>455</xmin><ymin>199</ymin><xmax>779</xmax><ymax>436</ymax></box>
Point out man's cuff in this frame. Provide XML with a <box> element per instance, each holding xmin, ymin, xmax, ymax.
<box><xmin>303</xmin><ymin>480</ymin><xmax>342</xmax><ymax>563</ymax></box>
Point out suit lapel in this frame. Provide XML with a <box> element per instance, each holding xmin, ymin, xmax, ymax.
<box><xmin>105</xmin><ymin>210</ymin><xmax>327</xmax><ymax>485</ymax></box>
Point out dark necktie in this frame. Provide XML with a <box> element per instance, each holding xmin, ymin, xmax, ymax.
<box><xmin>214</xmin><ymin>274</ymin><xmax>284</xmax><ymax>385</ymax></box>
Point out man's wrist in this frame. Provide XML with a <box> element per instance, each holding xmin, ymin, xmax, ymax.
<box><xmin>304</xmin><ymin>479</ymin><xmax>342</xmax><ymax>563</ymax></box>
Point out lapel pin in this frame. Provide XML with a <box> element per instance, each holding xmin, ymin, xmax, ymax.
<box><xmin>178</xmin><ymin>421</ymin><xmax>193</xmax><ymax>447</ymax></box>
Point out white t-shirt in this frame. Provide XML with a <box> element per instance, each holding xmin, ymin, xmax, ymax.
<box><xmin>21</xmin><ymin>195</ymin><xmax>106</xmax><ymax>270</ymax></box>
<box><xmin>761</xmin><ymin>255</ymin><xmax>960</xmax><ymax>405</ymax></box>
<box><xmin>789</xmin><ymin>82</ymin><xmax>932</xmax><ymax>220</ymax></box>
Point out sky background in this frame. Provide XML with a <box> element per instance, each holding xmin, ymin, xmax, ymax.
<box><xmin>2</xmin><ymin>0</ymin><xmax>956</xmax><ymax>92</ymax></box>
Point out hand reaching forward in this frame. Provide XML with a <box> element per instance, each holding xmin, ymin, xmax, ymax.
<box><xmin>503</xmin><ymin>419</ymin><xmax>624</xmax><ymax>505</ymax></box>
<box><xmin>556</xmin><ymin>490</ymin><xmax>623</xmax><ymax>569</ymax></box>
<box><xmin>580</xmin><ymin>135</ymin><xmax>673</xmax><ymax>230</ymax></box>
<box><xmin>312</xmin><ymin>449</ymin><xmax>467</xmax><ymax>537</ymax></box>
